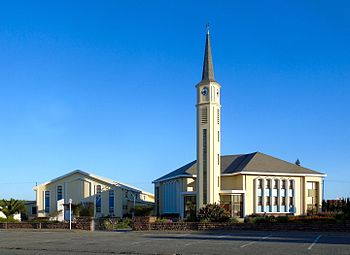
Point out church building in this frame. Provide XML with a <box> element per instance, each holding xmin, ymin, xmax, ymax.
<box><xmin>153</xmin><ymin>30</ymin><xmax>326</xmax><ymax>218</ymax></box>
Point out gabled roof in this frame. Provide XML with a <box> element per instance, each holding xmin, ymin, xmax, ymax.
<box><xmin>34</xmin><ymin>169</ymin><xmax>153</xmax><ymax>196</ymax></box>
<box><xmin>153</xmin><ymin>152</ymin><xmax>325</xmax><ymax>183</ymax></box>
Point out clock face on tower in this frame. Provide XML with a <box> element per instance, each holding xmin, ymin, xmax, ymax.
<box><xmin>201</xmin><ymin>87</ymin><xmax>209</xmax><ymax>96</ymax></box>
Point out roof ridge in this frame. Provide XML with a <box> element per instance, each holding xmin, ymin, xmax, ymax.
<box><xmin>254</xmin><ymin>151</ymin><xmax>315</xmax><ymax>171</ymax></box>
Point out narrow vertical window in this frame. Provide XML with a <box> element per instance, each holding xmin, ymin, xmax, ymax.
<box><xmin>289</xmin><ymin>180</ymin><xmax>294</xmax><ymax>189</ymax></box>
<box><xmin>266</xmin><ymin>180</ymin><xmax>271</xmax><ymax>189</ymax></box>
<box><xmin>155</xmin><ymin>187</ymin><xmax>160</xmax><ymax>216</ymax></box>
<box><xmin>217</xmin><ymin>154</ymin><xmax>220</xmax><ymax>165</ymax></box>
<box><xmin>109</xmin><ymin>190</ymin><xmax>114</xmax><ymax>215</ymax></box>
<box><xmin>202</xmin><ymin>129</ymin><xmax>207</xmax><ymax>205</ymax></box>
<box><xmin>217</xmin><ymin>176</ymin><xmax>220</xmax><ymax>187</ymax></box>
<box><xmin>273</xmin><ymin>197</ymin><xmax>278</xmax><ymax>206</ymax></box>
<box><xmin>258</xmin><ymin>179</ymin><xmax>262</xmax><ymax>189</ymax></box>
<box><xmin>281</xmin><ymin>197</ymin><xmax>286</xmax><ymax>206</ymax></box>
<box><xmin>96</xmin><ymin>185</ymin><xmax>101</xmax><ymax>213</ymax></box>
<box><xmin>217</xmin><ymin>131</ymin><xmax>220</xmax><ymax>142</ymax></box>
<box><xmin>57</xmin><ymin>186</ymin><xmax>63</xmax><ymax>201</ymax></box>
<box><xmin>266</xmin><ymin>196</ymin><xmax>271</xmax><ymax>206</ymax></box>
<box><xmin>273</xmin><ymin>180</ymin><xmax>278</xmax><ymax>189</ymax></box>
<box><xmin>45</xmin><ymin>191</ymin><xmax>50</xmax><ymax>213</ymax></box>
<box><xmin>217</xmin><ymin>109</ymin><xmax>220</xmax><ymax>124</ymax></box>
<box><xmin>282</xmin><ymin>180</ymin><xmax>286</xmax><ymax>189</ymax></box>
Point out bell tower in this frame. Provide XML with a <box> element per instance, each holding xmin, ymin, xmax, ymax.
<box><xmin>196</xmin><ymin>29</ymin><xmax>221</xmax><ymax>210</ymax></box>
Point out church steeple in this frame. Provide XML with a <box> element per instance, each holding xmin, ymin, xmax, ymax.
<box><xmin>196</xmin><ymin>28</ymin><xmax>221</xmax><ymax>211</ymax></box>
<box><xmin>201</xmin><ymin>29</ymin><xmax>215</xmax><ymax>82</ymax></box>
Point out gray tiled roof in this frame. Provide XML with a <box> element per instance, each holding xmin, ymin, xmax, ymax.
<box><xmin>153</xmin><ymin>152</ymin><xmax>324</xmax><ymax>183</ymax></box>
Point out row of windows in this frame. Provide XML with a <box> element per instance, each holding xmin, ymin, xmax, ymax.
<box><xmin>257</xmin><ymin>179</ymin><xmax>294</xmax><ymax>189</ymax></box>
<box><xmin>257</xmin><ymin>196</ymin><xmax>294</xmax><ymax>206</ymax></box>
<box><xmin>96</xmin><ymin>186</ymin><xmax>115</xmax><ymax>214</ymax></box>
<box><xmin>45</xmin><ymin>185</ymin><xmax>118</xmax><ymax>215</ymax></box>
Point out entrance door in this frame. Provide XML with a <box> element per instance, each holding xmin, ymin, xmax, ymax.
<box><xmin>220</xmin><ymin>194</ymin><xmax>243</xmax><ymax>218</ymax></box>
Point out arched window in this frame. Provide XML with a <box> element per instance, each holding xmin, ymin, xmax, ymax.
<box><xmin>109</xmin><ymin>190</ymin><xmax>114</xmax><ymax>215</ymax></box>
<box><xmin>57</xmin><ymin>186</ymin><xmax>63</xmax><ymax>201</ymax></box>
<box><xmin>45</xmin><ymin>191</ymin><xmax>50</xmax><ymax>213</ymax></box>
<box><xmin>96</xmin><ymin>185</ymin><xmax>102</xmax><ymax>213</ymax></box>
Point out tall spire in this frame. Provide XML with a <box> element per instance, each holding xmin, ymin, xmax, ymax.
<box><xmin>201</xmin><ymin>26</ymin><xmax>215</xmax><ymax>82</ymax></box>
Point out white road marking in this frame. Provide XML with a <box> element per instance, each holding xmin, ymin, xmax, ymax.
<box><xmin>240</xmin><ymin>234</ymin><xmax>272</xmax><ymax>248</ymax></box>
<box><xmin>308</xmin><ymin>235</ymin><xmax>322</xmax><ymax>250</ymax></box>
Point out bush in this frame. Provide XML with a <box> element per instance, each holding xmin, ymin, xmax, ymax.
<box><xmin>229</xmin><ymin>217</ymin><xmax>239</xmax><ymax>224</ymax></box>
<box><xmin>0</xmin><ymin>217</ymin><xmax>19</xmax><ymax>223</ymax></box>
<box><xmin>133</xmin><ymin>205</ymin><xmax>154</xmax><ymax>216</ymax></box>
<box><xmin>276</xmin><ymin>216</ymin><xmax>289</xmax><ymax>223</ymax></box>
<box><xmin>254</xmin><ymin>216</ymin><xmax>276</xmax><ymax>223</ymax></box>
<box><xmin>198</xmin><ymin>203</ymin><xmax>230</xmax><ymax>222</ymax></box>
<box><xmin>155</xmin><ymin>218</ymin><xmax>172</xmax><ymax>223</ymax></box>
<box><xmin>72</xmin><ymin>202</ymin><xmax>94</xmax><ymax>217</ymax></box>
<box><xmin>114</xmin><ymin>218</ymin><xmax>132</xmax><ymax>229</ymax></box>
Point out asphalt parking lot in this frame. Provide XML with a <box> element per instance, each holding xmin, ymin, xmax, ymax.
<box><xmin>0</xmin><ymin>229</ymin><xmax>349</xmax><ymax>255</ymax></box>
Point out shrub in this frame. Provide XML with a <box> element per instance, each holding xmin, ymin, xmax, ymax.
<box><xmin>72</xmin><ymin>202</ymin><xmax>94</xmax><ymax>217</ymax></box>
<box><xmin>79</xmin><ymin>203</ymin><xmax>94</xmax><ymax>217</ymax></box>
<box><xmin>276</xmin><ymin>216</ymin><xmax>289</xmax><ymax>223</ymax></box>
<box><xmin>0</xmin><ymin>217</ymin><xmax>19</xmax><ymax>223</ymax></box>
<box><xmin>155</xmin><ymin>218</ymin><xmax>172</xmax><ymax>223</ymax></box>
<box><xmin>133</xmin><ymin>205</ymin><xmax>154</xmax><ymax>216</ymax></box>
<box><xmin>198</xmin><ymin>203</ymin><xmax>230</xmax><ymax>222</ymax></box>
<box><xmin>229</xmin><ymin>217</ymin><xmax>239</xmax><ymax>224</ymax></box>
<box><xmin>254</xmin><ymin>216</ymin><xmax>276</xmax><ymax>223</ymax></box>
<box><xmin>114</xmin><ymin>218</ymin><xmax>132</xmax><ymax>229</ymax></box>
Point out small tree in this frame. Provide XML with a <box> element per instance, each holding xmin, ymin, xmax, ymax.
<box><xmin>198</xmin><ymin>203</ymin><xmax>230</xmax><ymax>222</ymax></box>
<box><xmin>0</xmin><ymin>199</ymin><xmax>25</xmax><ymax>219</ymax></box>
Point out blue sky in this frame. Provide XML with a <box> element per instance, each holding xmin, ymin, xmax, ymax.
<box><xmin>0</xmin><ymin>1</ymin><xmax>349</xmax><ymax>200</ymax></box>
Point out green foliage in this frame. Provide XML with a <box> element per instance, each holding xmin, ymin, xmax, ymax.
<box><xmin>0</xmin><ymin>199</ymin><xmax>25</xmax><ymax>219</ymax></box>
<box><xmin>72</xmin><ymin>202</ymin><xmax>94</xmax><ymax>217</ymax></box>
<box><xmin>155</xmin><ymin>218</ymin><xmax>172</xmax><ymax>223</ymax></box>
<box><xmin>114</xmin><ymin>218</ymin><xmax>132</xmax><ymax>229</ymax></box>
<box><xmin>101</xmin><ymin>218</ymin><xmax>132</xmax><ymax>230</ymax></box>
<box><xmin>323</xmin><ymin>198</ymin><xmax>350</xmax><ymax>218</ymax></box>
<box><xmin>276</xmin><ymin>216</ymin><xmax>289</xmax><ymax>223</ymax></box>
<box><xmin>79</xmin><ymin>203</ymin><xmax>94</xmax><ymax>217</ymax></box>
<box><xmin>254</xmin><ymin>216</ymin><xmax>276</xmax><ymax>223</ymax></box>
<box><xmin>244</xmin><ymin>214</ymin><xmax>342</xmax><ymax>224</ymax></box>
<box><xmin>0</xmin><ymin>217</ymin><xmax>20</xmax><ymax>223</ymax></box>
<box><xmin>133</xmin><ymin>205</ymin><xmax>154</xmax><ymax>216</ymax></box>
<box><xmin>229</xmin><ymin>217</ymin><xmax>239</xmax><ymax>224</ymax></box>
<box><xmin>198</xmin><ymin>203</ymin><xmax>230</xmax><ymax>222</ymax></box>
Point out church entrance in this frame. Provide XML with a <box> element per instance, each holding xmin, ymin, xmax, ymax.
<box><xmin>183</xmin><ymin>195</ymin><xmax>196</xmax><ymax>219</ymax></box>
<box><xmin>220</xmin><ymin>194</ymin><xmax>243</xmax><ymax>218</ymax></box>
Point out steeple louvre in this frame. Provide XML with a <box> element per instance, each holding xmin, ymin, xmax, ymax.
<box><xmin>201</xmin><ymin>31</ymin><xmax>215</xmax><ymax>82</ymax></box>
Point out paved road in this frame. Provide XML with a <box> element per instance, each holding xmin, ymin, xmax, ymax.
<box><xmin>0</xmin><ymin>229</ymin><xmax>349</xmax><ymax>254</ymax></box>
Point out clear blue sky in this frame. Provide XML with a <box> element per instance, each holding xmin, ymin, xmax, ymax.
<box><xmin>0</xmin><ymin>1</ymin><xmax>349</xmax><ymax>200</ymax></box>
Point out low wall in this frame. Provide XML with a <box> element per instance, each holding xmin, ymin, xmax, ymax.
<box><xmin>132</xmin><ymin>217</ymin><xmax>350</xmax><ymax>232</ymax></box>
<box><xmin>0</xmin><ymin>217</ymin><xmax>93</xmax><ymax>231</ymax></box>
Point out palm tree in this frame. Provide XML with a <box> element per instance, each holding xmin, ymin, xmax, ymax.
<box><xmin>0</xmin><ymin>199</ymin><xmax>25</xmax><ymax>219</ymax></box>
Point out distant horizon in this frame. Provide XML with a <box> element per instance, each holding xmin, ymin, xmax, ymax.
<box><xmin>0</xmin><ymin>1</ymin><xmax>349</xmax><ymax>200</ymax></box>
